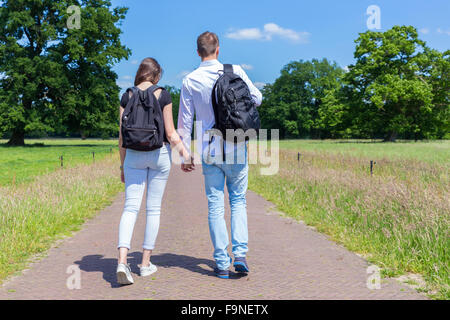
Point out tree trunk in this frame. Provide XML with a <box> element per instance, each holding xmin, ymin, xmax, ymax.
<box><xmin>7</xmin><ymin>128</ymin><xmax>25</xmax><ymax>146</ymax></box>
<box><xmin>383</xmin><ymin>131</ymin><xmax>398</xmax><ymax>142</ymax></box>
<box><xmin>80</xmin><ymin>129</ymin><xmax>88</xmax><ymax>140</ymax></box>
<box><xmin>8</xmin><ymin>101</ymin><xmax>29</xmax><ymax>146</ymax></box>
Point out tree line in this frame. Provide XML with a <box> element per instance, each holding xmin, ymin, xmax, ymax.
<box><xmin>0</xmin><ymin>1</ymin><xmax>447</xmax><ymax>145</ymax></box>
<box><xmin>260</xmin><ymin>26</ymin><xmax>449</xmax><ymax>141</ymax></box>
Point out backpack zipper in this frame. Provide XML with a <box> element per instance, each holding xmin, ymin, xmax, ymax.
<box><xmin>125</xmin><ymin>128</ymin><xmax>156</xmax><ymax>133</ymax></box>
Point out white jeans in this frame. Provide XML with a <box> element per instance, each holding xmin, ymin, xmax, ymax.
<box><xmin>118</xmin><ymin>144</ymin><xmax>171</xmax><ymax>250</ymax></box>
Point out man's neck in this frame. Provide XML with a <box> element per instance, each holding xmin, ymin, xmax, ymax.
<box><xmin>201</xmin><ymin>55</ymin><xmax>217</xmax><ymax>62</ymax></box>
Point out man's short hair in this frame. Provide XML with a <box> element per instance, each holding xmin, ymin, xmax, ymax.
<box><xmin>197</xmin><ymin>31</ymin><xmax>219</xmax><ymax>58</ymax></box>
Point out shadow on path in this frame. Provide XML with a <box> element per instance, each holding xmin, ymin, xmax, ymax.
<box><xmin>151</xmin><ymin>253</ymin><xmax>247</xmax><ymax>280</ymax></box>
<box><xmin>74</xmin><ymin>252</ymin><xmax>246</xmax><ymax>288</ymax></box>
<box><xmin>74</xmin><ymin>254</ymin><xmax>126</xmax><ymax>288</ymax></box>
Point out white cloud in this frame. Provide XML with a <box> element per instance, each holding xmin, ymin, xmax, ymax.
<box><xmin>254</xmin><ymin>82</ymin><xmax>266</xmax><ymax>90</ymax></box>
<box><xmin>122</xmin><ymin>75</ymin><xmax>132</xmax><ymax>80</ymax></box>
<box><xmin>226</xmin><ymin>28</ymin><xmax>264</xmax><ymax>41</ymax></box>
<box><xmin>437</xmin><ymin>27</ymin><xmax>450</xmax><ymax>36</ymax></box>
<box><xmin>263</xmin><ymin>23</ymin><xmax>309</xmax><ymax>42</ymax></box>
<box><xmin>131</xmin><ymin>59</ymin><xmax>139</xmax><ymax>65</ymax></box>
<box><xmin>240</xmin><ymin>64</ymin><xmax>253</xmax><ymax>70</ymax></box>
<box><xmin>226</xmin><ymin>23</ymin><xmax>310</xmax><ymax>43</ymax></box>
<box><xmin>419</xmin><ymin>28</ymin><xmax>429</xmax><ymax>35</ymax></box>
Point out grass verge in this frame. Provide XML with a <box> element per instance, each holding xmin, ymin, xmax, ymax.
<box><xmin>249</xmin><ymin>145</ymin><xmax>449</xmax><ymax>299</ymax></box>
<box><xmin>0</xmin><ymin>155</ymin><xmax>122</xmax><ymax>284</ymax></box>
<box><xmin>0</xmin><ymin>139</ymin><xmax>118</xmax><ymax>186</ymax></box>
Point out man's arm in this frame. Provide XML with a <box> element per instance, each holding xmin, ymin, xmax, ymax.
<box><xmin>234</xmin><ymin>65</ymin><xmax>263</xmax><ymax>106</ymax></box>
<box><xmin>177</xmin><ymin>78</ymin><xmax>195</xmax><ymax>165</ymax></box>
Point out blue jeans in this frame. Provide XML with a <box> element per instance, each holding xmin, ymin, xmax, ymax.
<box><xmin>118</xmin><ymin>144</ymin><xmax>171</xmax><ymax>250</ymax></box>
<box><xmin>202</xmin><ymin>146</ymin><xmax>249</xmax><ymax>270</ymax></box>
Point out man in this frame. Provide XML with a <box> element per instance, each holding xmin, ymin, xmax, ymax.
<box><xmin>178</xmin><ymin>31</ymin><xmax>262</xmax><ymax>279</ymax></box>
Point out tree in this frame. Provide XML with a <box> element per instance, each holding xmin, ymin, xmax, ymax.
<box><xmin>317</xmin><ymin>86</ymin><xmax>359</xmax><ymax>139</ymax></box>
<box><xmin>344</xmin><ymin>25</ymin><xmax>448</xmax><ymax>141</ymax></box>
<box><xmin>0</xmin><ymin>0</ymin><xmax>130</xmax><ymax>145</ymax></box>
<box><xmin>258</xmin><ymin>59</ymin><xmax>344</xmax><ymax>138</ymax></box>
<box><xmin>164</xmin><ymin>85</ymin><xmax>180</xmax><ymax>126</ymax></box>
<box><xmin>415</xmin><ymin>48</ymin><xmax>449</xmax><ymax>139</ymax></box>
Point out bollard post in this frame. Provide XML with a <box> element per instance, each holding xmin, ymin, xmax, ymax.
<box><xmin>92</xmin><ymin>151</ymin><xmax>95</xmax><ymax>162</ymax></box>
<box><xmin>60</xmin><ymin>155</ymin><xmax>63</xmax><ymax>168</ymax></box>
<box><xmin>298</xmin><ymin>152</ymin><xmax>300</xmax><ymax>162</ymax></box>
<box><xmin>370</xmin><ymin>160</ymin><xmax>376</xmax><ymax>176</ymax></box>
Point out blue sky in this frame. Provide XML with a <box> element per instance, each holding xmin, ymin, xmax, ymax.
<box><xmin>111</xmin><ymin>0</ymin><xmax>450</xmax><ymax>92</ymax></box>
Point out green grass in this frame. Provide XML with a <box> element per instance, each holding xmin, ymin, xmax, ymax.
<box><xmin>249</xmin><ymin>140</ymin><xmax>449</xmax><ymax>299</ymax></box>
<box><xmin>278</xmin><ymin>139</ymin><xmax>450</xmax><ymax>164</ymax></box>
<box><xmin>0</xmin><ymin>139</ymin><xmax>118</xmax><ymax>186</ymax></box>
<box><xmin>0</xmin><ymin>139</ymin><xmax>123</xmax><ymax>283</ymax></box>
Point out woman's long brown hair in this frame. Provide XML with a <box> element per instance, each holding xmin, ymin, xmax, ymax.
<box><xmin>134</xmin><ymin>58</ymin><xmax>163</xmax><ymax>86</ymax></box>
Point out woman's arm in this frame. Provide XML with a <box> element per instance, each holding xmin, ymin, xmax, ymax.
<box><xmin>119</xmin><ymin>105</ymin><xmax>126</xmax><ymax>182</ymax></box>
<box><xmin>162</xmin><ymin>102</ymin><xmax>194</xmax><ymax>168</ymax></box>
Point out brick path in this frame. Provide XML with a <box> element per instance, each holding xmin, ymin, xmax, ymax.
<box><xmin>0</xmin><ymin>165</ymin><xmax>426</xmax><ymax>300</ymax></box>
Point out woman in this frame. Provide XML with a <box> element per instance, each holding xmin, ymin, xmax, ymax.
<box><xmin>116</xmin><ymin>58</ymin><xmax>194</xmax><ymax>285</ymax></box>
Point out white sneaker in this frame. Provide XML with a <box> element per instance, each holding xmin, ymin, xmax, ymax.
<box><xmin>140</xmin><ymin>263</ymin><xmax>157</xmax><ymax>277</ymax></box>
<box><xmin>116</xmin><ymin>263</ymin><xmax>134</xmax><ymax>285</ymax></box>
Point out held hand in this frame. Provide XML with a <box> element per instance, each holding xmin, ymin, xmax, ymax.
<box><xmin>181</xmin><ymin>157</ymin><xmax>195</xmax><ymax>172</ymax></box>
<box><xmin>181</xmin><ymin>163</ymin><xmax>195</xmax><ymax>172</ymax></box>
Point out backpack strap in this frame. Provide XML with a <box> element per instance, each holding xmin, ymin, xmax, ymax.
<box><xmin>147</xmin><ymin>85</ymin><xmax>160</xmax><ymax>94</ymax></box>
<box><xmin>136</xmin><ymin>85</ymin><xmax>163</xmax><ymax>103</ymax></box>
<box><xmin>147</xmin><ymin>85</ymin><xmax>166</xmax><ymax>102</ymax></box>
<box><xmin>123</xmin><ymin>87</ymin><xmax>139</xmax><ymax>115</ymax></box>
<box><xmin>126</xmin><ymin>86</ymin><xmax>138</xmax><ymax>99</ymax></box>
<box><xmin>211</xmin><ymin>81</ymin><xmax>220</xmax><ymax>129</ymax></box>
<box><xmin>223</xmin><ymin>64</ymin><xmax>233</xmax><ymax>74</ymax></box>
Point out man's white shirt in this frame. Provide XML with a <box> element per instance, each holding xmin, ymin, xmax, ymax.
<box><xmin>177</xmin><ymin>59</ymin><xmax>262</xmax><ymax>159</ymax></box>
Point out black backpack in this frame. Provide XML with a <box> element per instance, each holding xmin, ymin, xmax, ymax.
<box><xmin>121</xmin><ymin>85</ymin><xmax>165</xmax><ymax>151</ymax></box>
<box><xmin>211</xmin><ymin>64</ymin><xmax>261</xmax><ymax>141</ymax></box>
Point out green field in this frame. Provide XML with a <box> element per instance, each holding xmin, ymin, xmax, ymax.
<box><xmin>0</xmin><ymin>139</ymin><xmax>118</xmax><ymax>186</ymax></box>
<box><xmin>249</xmin><ymin>140</ymin><xmax>450</xmax><ymax>299</ymax></box>
<box><xmin>278</xmin><ymin>140</ymin><xmax>450</xmax><ymax>164</ymax></box>
<box><xmin>0</xmin><ymin>139</ymin><xmax>122</xmax><ymax>283</ymax></box>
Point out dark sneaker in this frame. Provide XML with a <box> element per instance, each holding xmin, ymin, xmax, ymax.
<box><xmin>234</xmin><ymin>257</ymin><xmax>249</xmax><ymax>273</ymax></box>
<box><xmin>214</xmin><ymin>267</ymin><xmax>229</xmax><ymax>279</ymax></box>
